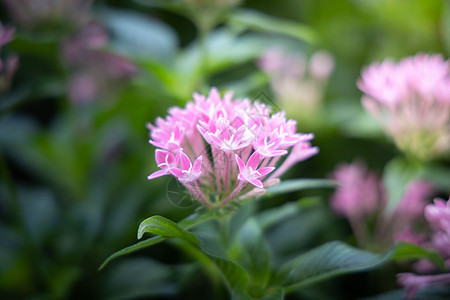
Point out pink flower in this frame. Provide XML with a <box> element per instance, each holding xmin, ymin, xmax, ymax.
<box><xmin>147</xmin><ymin>87</ymin><xmax>318</xmax><ymax>207</ymax></box>
<box><xmin>170</xmin><ymin>152</ymin><xmax>203</xmax><ymax>183</ymax></box>
<box><xmin>397</xmin><ymin>273</ymin><xmax>450</xmax><ymax>299</ymax></box>
<box><xmin>0</xmin><ymin>21</ymin><xmax>18</xmax><ymax>94</ymax></box>
<box><xmin>62</xmin><ymin>23</ymin><xmax>137</xmax><ymax>104</ymax></box>
<box><xmin>329</xmin><ymin>161</ymin><xmax>436</xmax><ymax>250</ymax></box>
<box><xmin>147</xmin><ymin>150</ymin><xmax>180</xmax><ymax>180</ymax></box>
<box><xmin>259</xmin><ymin>48</ymin><xmax>334</xmax><ymax>121</ymax></box>
<box><xmin>0</xmin><ymin>22</ymin><xmax>14</xmax><ymax>48</ymax></box>
<box><xmin>425</xmin><ymin>198</ymin><xmax>450</xmax><ymax>234</ymax></box>
<box><xmin>421</xmin><ymin>197</ymin><xmax>450</xmax><ymax>267</ymax></box>
<box><xmin>3</xmin><ymin>0</ymin><xmax>93</xmax><ymax>31</ymax></box>
<box><xmin>235</xmin><ymin>152</ymin><xmax>274</xmax><ymax>188</ymax></box>
<box><xmin>330</xmin><ymin>160</ymin><xmax>385</xmax><ymax>220</ymax></box>
<box><xmin>358</xmin><ymin>54</ymin><xmax>450</xmax><ymax>161</ymax></box>
<box><xmin>395</xmin><ymin>197</ymin><xmax>450</xmax><ymax>296</ymax></box>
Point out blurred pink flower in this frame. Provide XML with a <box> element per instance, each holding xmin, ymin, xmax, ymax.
<box><xmin>62</xmin><ymin>23</ymin><xmax>137</xmax><ymax>104</ymax></box>
<box><xmin>259</xmin><ymin>48</ymin><xmax>334</xmax><ymax>122</ymax></box>
<box><xmin>397</xmin><ymin>273</ymin><xmax>450</xmax><ymax>299</ymax></box>
<box><xmin>0</xmin><ymin>21</ymin><xmax>18</xmax><ymax>94</ymax></box>
<box><xmin>330</xmin><ymin>160</ymin><xmax>385</xmax><ymax>220</ymax></box>
<box><xmin>330</xmin><ymin>161</ymin><xmax>435</xmax><ymax>250</ymax></box>
<box><xmin>422</xmin><ymin>197</ymin><xmax>450</xmax><ymax>269</ymax></box>
<box><xmin>147</xmin><ymin>87</ymin><xmax>318</xmax><ymax>207</ymax></box>
<box><xmin>358</xmin><ymin>54</ymin><xmax>450</xmax><ymax>161</ymax></box>
<box><xmin>2</xmin><ymin>0</ymin><xmax>93</xmax><ymax>32</ymax></box>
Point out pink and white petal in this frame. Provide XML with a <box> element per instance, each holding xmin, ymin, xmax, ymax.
<box><xmin>235</xmin><ymin>154</ymin><xmax>246</xmax><ymax>173</ymax></box>
<box><xmin>268</xmin><ymin>149</ymin><xmax>288</xmax><ymax>157</ymax></box>
<box><xmin>179</xmin><ymin>151</ymin><xmax>192</xmax><ymax>170</ymax></box>
<box><xmin>257</xmin><ymin>167</ymin><xmax>275</xmax><ymax>177</ymax></box>
<box><xmin>148</xmin><ymin>169</ymin><xmax>169</xmax><ymax>180</ymax></box>
<box><xmin>155</xmin><ymin>149</ymin><xmax>169</xmax><ymax>164</ymax></box>
<box><xmin>208</xmin><ymin>87</ymin><xmax>221</xmax><ymax>103</ymax></box>
<box><xmin>169</xmin><ymin>168</ymin><xmax>184</xmax><ymax>178</ymax></box>
<box><xmin>193</xmin><ymin>156</ymin><xmax>203</xmax><ymax>173</ymax></box>
<box><xmin>247</xmin><ymin>152</ymin><xmax>261</xmax><ymax>169</ymax></box>
<box><xmin>208</xmin><ymin>133</ymin><xmax>223</xmax><ymax>147</ymax></box>
<box><xmin>248</xmin><ymin>178</ymin><xmax>263</xmax><ymax>188</ymax></box>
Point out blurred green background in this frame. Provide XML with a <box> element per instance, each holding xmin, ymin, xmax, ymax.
<box><xmin>0</xmin><ymin>0</ymin><xmax>448</xmax><ymax>299</ymax></box>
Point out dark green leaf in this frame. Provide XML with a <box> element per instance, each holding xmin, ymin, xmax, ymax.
<box><xmin>273</xmin><ymin>241</ymin><xmax>445</xmax><ymax>291</ymax></box>
<box><xmin>137</xmin><ymin>215</ymin><xmax>198</xmax><ymax>244</ymax></box>
<box><xmin>99</xmin><ymin>213</ymin><xmax>213</xmax><ymax>270</ymax></box>
<box><xmin>235</xmin><ymin>218</ymin><xmax>271</xmax><ymax>288</ymax></box>
<box><xmin>232</xmin><ymin>287</ymin><xmax>284</xmax><ymax>300</ymax></box>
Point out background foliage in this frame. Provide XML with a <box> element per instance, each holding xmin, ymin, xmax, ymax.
<box><xmin>0</xmin><ymin>0</ymin><xmax>449</xmax><ymax>299</ymax></box>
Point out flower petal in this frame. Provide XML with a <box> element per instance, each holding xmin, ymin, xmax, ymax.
<box><xmin>147</xmin><ymin>169</ymin><xmax>169</xmax><ymax>180</ymax></box>
<box><xmin>247</xmin><ymin>152</ymin><xmax>261</xmax><ymax>169</ymax></box>
<box><xmin>248</xmin><ymin>178</ymin><xmax>263</xmax><ymax>188</ymax></box>
<box><xmin>179</xmin><ymin>151</ymin><xmax>192</xmax><ymax>171</ymax></box>
<box><xmin>235</xmin><ymin>154</ymin><xmax>245</xmax><ymax>173</ymax></box>
<box><xmin>257</xmin><ymin>167</ymin><xmax>275</xmax><ymax>177</ymax></box>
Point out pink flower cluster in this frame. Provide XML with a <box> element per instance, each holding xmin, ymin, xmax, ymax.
<box><xmin>147</xmin><ymin>88</ymin><xmax>318</xmax><ymax>207</ymax></box>
<box><xmin>397</xmin><ymin>197</ymin><xmax>450</xmax><ymax>298</ymax></box>
<box><xmin>330</xmin><ymin>160</ymin><xmax>434</xmax><ymax>249</ymax></box>
<box><xmin>0</xmin><ymin>21</ymin><xmax>18</xmax><ymax>94</ymax></box>
<box><xmin>62</xmin><ymin>24</ymin><xmax>137</xmax><ymax>104</ymax></box>
<box><xmin>3</xmin><ymin>0</ymin><xmax>93</xmax><ymax>31</ymax></box>
<box><xmin>259</xmin><ymin>48</ymin><xmax>334</xmax><ymax>121</ymax></box>
<box><xmin>358</xmin><ymin>54</ymin><xmax>450</xmax><ymax>161</ymax></box>
<box><xmin>416</xmin><ymin>197</ymin><xmax>450</xmax><ymax>271</ymax></box>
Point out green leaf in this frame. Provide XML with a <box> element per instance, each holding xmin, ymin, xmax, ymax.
<box><xmin>441</xmin><ymin>0</ymin><xmax>450</xmax><ymax>54</ymax></box>
<box><xmin>273</xmin><ymin>241</ymin><xmax>445</xmax><ymax>292</ymax></box>
<box><xmin>228</xmin><ymin>9</ymin><xmax>318</xmax><ymax>45</ymax></box>
<box><xmin>137</xmin><ymin>215</ymin><xmax>197</xmax><ymax>244</ymax></box>
<box><xmin>232</xmin><ymin>287</ymin><xmax>284</xmax><ymax>300</ymax></box>
<box><xmin>390</xmin><ymin>242</ymin><xmax>445</xmax><ymax>271</ymax></box>
<box><xmin>264</xmin><ymin>179</ymin><xmax>336</xmax><ymax>196</ymax></box>
<box><xmin>256</xmin><ymin>201</ymin><xmax>301</xmax><ymax>231</ymax></box>
<box><xmin>235</xmin><ymin>218</ymin><xmax>271</xmax><ymax>288</ymax></box>
<box><xmin>101</xmin><ymin>213</ymin><xmax>249</xmax><ymax>292</ymax></box>
<box><xmin>100</xmin><ymin>8</ymin><xmax>178</xmax><ymax>62</ymax></box>
<box><xmin>99</xmin><ymin>213</ymin><xmax>213</xmax><ymax>270</ymax></box>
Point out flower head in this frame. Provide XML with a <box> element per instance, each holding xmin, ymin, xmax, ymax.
<box><xmin>423</xmin><ymin>197</ymin><xmax>450</xmax><ymax>267</ymax></box>
<box><xmin>62</xmin><ymin>23</ymin><xmax>137</xmax><ymax>104</ymax></box>
<box><xmin>3</xmin><ymin>0</ymin><xmax>93</xmax><ymax>32</ymax></box>
<box><xmin>0</xmin><ymin>21</ymin><xmax>18</xmax><ymax>94</ymax></box>
<box><xmin>358</xmin><ymin>54</ymin><xmax>450</xmax><ymax>161</ymax></box>
<box><xmin>329</xmin><ymin>161</ymin><xmax>435</xmax><ymax>250</ymax></box>
<box><xmin>397</xmin><ymin>273</ymin><xmax>450</xmax><ymax>299</ymax></box>
<box><xmin>330</xmin><ymin>160</ymin><xmax>385</xmax><ymax>220</ymax></box>
<box><xmin>259</xmin><ymin>48</ymin><xmax>334</xmax><ymax>122</ymax></box>
<box><xmin>147</xmin><ymin>87</ymin><xmax>318</xmax><ymax>207</ymax></box>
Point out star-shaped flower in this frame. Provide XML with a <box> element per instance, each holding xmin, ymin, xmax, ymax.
<box><xmin>235</xmin><ymin>152</ymin><xmax>274</xmax><ymax>188</ymax></box>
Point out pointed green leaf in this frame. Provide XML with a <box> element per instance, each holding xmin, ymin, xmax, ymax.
<box><xmin>264</xmin><ymin>179</ymin><xmax>336</xmax><ymax>196</ymax></box>
<box><xmin>101</xmin><ymin>213</ymin><xmax>249</xmax><ymax>291</ymax></box>
<box><xmin>137</xmin><ymin>215</ymin><xmax>197</xmax><ymax>244</ymax></box>
<box><xmin>229</xmin><ymin>9</ymin><xmax>318</xmax><ymax>45</ymax></box>
<box><xmin>100</xmin><ymin>212</ymin><xmax>213</xmax><ymax>270</ymax></box>
<box><xmin>273</xmin><ymin>241</ymin><xmax>445</xmax><ymax>292</ymax></box>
